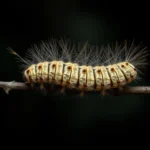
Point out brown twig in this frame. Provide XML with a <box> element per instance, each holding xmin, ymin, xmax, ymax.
<box><xmin>0</xmin><ymin>80</ymin><xmax>150</xmax><ymax>95</ymax></box>
<box><xmin>0</xmin><ymin>81</ymin><xmax>28</xmax><ymax>94</ymax></box>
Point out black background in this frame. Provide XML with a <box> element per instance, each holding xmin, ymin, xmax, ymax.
<box><xmin>0</xmin><ymin>0</ymin><xmax>150</xmax><ymax>143</ymax></box>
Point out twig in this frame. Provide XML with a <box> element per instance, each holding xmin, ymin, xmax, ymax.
<box><xmin>0</xmin><ymin>80</ymin><xmax>150</xmax><ymax>95</ymax></box>
<box><xmin>0</xmin><ymin>81</ymin><xmax>28</xmax><ymax>94</ymax></box>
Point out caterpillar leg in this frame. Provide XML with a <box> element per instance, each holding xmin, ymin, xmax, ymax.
<box><xmin>109</xmin><ymin>86</ymin><xmax>125</xmax><ymax>96</ymax></box>
<box><xmin>117</xmin><ymin>86</ymin><xmax>124</xmax><ymax>92</ymax></box>
<box><xmin>80</xmin><ymin>90</ymin><xmax>85</xmax><ymax>97</ymax></box>
<box><xmin>101</xmin><ymin>89</ymin><xmax>106</xmax><ymax>96</ymax></box>
<box><xmin>60</xmin><ymin>86</ymin><xmax>65</xmax><ymax>94</ymax></box>
<box><xmin>40</xmin><ymin>83</ymin><xmax>44</xmax><ymax>90</ymax></box>
<box><xmin>27</xmin><ymin>81</ymin><xmax>35</xmax><ymax>89</ymax></box>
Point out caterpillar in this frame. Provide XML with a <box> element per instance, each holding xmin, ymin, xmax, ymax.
<box><xmin>9</xmin><ymin>38</ymin><xmax>149</xmax><ymax>95</ymax></box>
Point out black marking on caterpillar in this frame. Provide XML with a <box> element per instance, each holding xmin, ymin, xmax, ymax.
<box><xmin>8</xmin><ymin>38</ymin><xmax>149</xmax><ymax>96</ymax></box>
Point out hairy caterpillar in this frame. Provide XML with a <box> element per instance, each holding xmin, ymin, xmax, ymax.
<box><xmin>9</xmin><ymin>38</ymin><xmax>149</xmax><ymax>95</ymax></box>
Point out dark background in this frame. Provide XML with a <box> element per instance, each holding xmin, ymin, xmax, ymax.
<box><xmin>0</xmin><ymin>0</ymin><xmax>150</xmax><ymax>142</ymax></box>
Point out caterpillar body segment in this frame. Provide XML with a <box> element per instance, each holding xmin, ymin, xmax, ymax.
<box><xmin>117</xmin><ymin>62</ymin><xmax>137</xmax><ymax>83</ymax></box>
<box><xmin>25</xmin><ymin>64</ymin><xmax>37</xmax><ymax>83</ymax></box>
<box><xmin>69</xmin><ymin>63</ymin><xmax>79</xmax><ymax>88</ymax></box>
<box><xmin>10</xmin><ymin>38</ymin><xmax>148</xmax><ymax>95</ymax></box>
<box><xmin>100</xmin><ymin>66</ymin><xmax>111</xmax><ymax>89</ymax></box>
<box><xmin>48</xmin><ymin>61</ymin><xmax>57</xmax><ymax>83</ymax></box>
<box><xmin>78</xmin><ymin>65</ymin><xmax>88</xmax><ymax>90</ymax></box>
<box><xmin>86</xmin><ymin>66</ymin><xmax>95</xmax><ymax>91</ymax></box>
<box><xmin>55</xmin><ymin>61</ymin><xmax>64</xmax><ymax>84</ymax></box>
<box><xmin>93</xmin><ymin>66</ymin><xmax>103</xmax><ymax>91</ymax></box>
<box><xmin>106</xmin><ymin>64</ymin><xmax>126</xmax><ymax>87</ymax></box>
<box><xmin>106</xmin><ymin>65</ymin><xmax>120</xmax><ymax>88</ymax></box>
<box><xmin>42</xmin><ymin>62</ymin><xmax>50</xmax><ymax>83</ymax></box>
<box><xmin>62</xmin><ymin>62</ymin><xmax>73</xmax><ymax>87</ymax></box>
<box><xmin>36</xmin><ymin>62</ymin><xmax>45</xmax><ymax>83</ymax></box>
